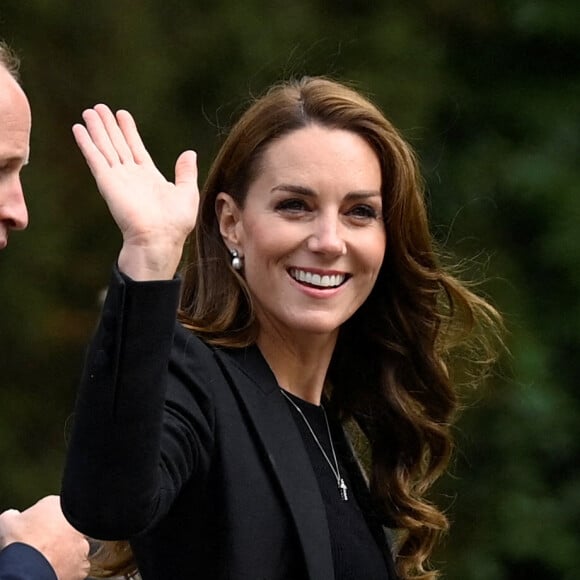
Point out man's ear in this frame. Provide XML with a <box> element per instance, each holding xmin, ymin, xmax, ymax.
<box><xmin>216</xmin><ymin>192</ymin><xmax>243</xmax><ymax>250</ymax></box>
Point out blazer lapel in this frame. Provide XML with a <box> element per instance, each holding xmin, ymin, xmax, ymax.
<box><xmin>214</xmin><ymin>345</ymin><xmax>335</xmax><ymax>580</ymax></box>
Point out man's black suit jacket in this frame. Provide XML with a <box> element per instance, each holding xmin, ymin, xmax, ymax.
<box><xmin>61</xmin><ymin>268</ymin><xmax>397</xmax><ymax>579</ymax></box>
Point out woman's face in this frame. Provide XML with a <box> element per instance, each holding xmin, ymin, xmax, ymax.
<box><xmin>221</xmin><ymin>124</ymin><xmax>386</xmax><ymax>341</ymax></box>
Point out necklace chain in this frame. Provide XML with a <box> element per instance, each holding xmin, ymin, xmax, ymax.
<box><xmin>280</xmin><ymin>389</ymin><xmax>348</xmax><ymax>501</ymax></box>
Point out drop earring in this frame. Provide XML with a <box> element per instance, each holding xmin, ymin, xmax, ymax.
<box><xmin>230</xmin><ymin>249</ymin><xmax>243</xmax><ymax>271</ymax></box>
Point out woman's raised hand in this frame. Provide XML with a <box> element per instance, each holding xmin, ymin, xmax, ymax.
<box><xmin>73</xmin><ymin>104</ymin><xmax>199</xmax><ymax>280</ymax></box>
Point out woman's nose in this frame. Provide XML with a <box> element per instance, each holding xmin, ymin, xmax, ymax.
<box><xmin>306</xmin><ymin>214</ymin><xmax>346</xmax><ymax>256</ymax></box>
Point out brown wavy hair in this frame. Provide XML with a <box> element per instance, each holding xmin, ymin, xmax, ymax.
<box><xmin>92</xmin><ymin>76</ymin><xmax>502</xmax><ymax>580</ymax></box>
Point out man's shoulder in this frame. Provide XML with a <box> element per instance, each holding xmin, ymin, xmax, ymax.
<box><xmin>0</xmin><ymin>542</ymin><xmax>57</xmax><ymax>580</ymax></box>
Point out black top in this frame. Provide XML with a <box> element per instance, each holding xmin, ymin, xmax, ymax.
<box><xmin>62</xmin><ymin>267</ymin><xmax>399</xmax><ymax>579</ymax></box>
<box><xmin>282</xmin><ymin>390</ymin><xmax>390</xmax><ymax>580</ymax></box>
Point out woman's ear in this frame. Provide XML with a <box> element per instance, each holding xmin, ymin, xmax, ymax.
<box><xmin>216</xmin><ymin>192</ymin><xmax>243</xmax><ymax>249</ymax></box>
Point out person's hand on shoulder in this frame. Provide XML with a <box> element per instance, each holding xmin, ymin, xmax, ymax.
<box><xmin>72</xmin><ymin>104</ymin><xmax>199</xmax><ymax>281</ymax></box>
<box><xmin>0</xmin><ymin>495</ymin><xmax>90</xmax><ymax>580</ymax></box>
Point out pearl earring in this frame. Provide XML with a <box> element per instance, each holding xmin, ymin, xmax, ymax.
<box><xmin>231</xmin><ymin>249</ymin><xmax>243</xmax><ymax>271</ymax></box>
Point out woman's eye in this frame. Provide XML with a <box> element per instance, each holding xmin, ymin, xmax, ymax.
<box><xmin>275</xmin><ymin>199</ymin><xmax>309</xmax><ymax>213</ymax></box>
<box><xmin>348</xmin><ymin>204</ymin><xmax>380</xmax><ymax>220</ymax></box>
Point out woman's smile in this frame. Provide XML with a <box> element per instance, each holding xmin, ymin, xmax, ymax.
<box><xmin>287</xmin><ymin>267</ymin><xmax>349</xmax><ymax>290</ymax></box>
<box><xmin>222</xmin><ymin>124</ymin><xmax>386</xmax><ymax>340</ymax></box>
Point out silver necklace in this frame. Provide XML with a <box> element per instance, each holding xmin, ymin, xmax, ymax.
<box><xmin>280</xmin><ymin>389</ymin><xmax>348</xmax><ymax>501</ymax></box>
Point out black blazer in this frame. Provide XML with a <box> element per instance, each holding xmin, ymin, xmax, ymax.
<box><xmin>61</xmin><ymin>268</ymin><xmax>397</xmax><ymax>580</ymax></box>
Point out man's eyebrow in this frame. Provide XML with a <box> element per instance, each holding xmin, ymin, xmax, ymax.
<box><xmin>0</xmin><ymin>154</ymin><xmax>29</xmax><ymax>165</ymax></box>
<box><xmin>270</xmin><ymin>184</ymin><xmax>382</xmax><ymax>199</ymax></box>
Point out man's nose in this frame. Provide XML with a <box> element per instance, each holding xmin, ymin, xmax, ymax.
<box><xmin>0</xmin><ymin>178</ymin><xmax>29</xmax><ymax>231</ymax></box>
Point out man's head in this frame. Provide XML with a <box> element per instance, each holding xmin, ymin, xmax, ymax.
<box><xmin>0</xmin><ymin>41</ymin><xmax>31</xmax><ymax>250</ymax></box>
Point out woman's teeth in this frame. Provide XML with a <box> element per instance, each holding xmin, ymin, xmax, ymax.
<box><xmin>289</xmin><ymin>268</ymin><xmax>346</xmax><ymax>288</ymax></box>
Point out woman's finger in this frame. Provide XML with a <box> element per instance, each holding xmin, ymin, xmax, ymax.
<box><xmin>116</xmin><ymin>109</ymin><xmax>154</xmax><ymax>165</ymax></box>
<box><xmin>94</xmin><ymin>104</ymin><xmax>135</xmax><ymax>164</ymax></box>
<box><xmin>81</xmin><ymin>107</ymin><xmax>122</xmax><ymax>167</ymax></box>
<box><xmin>72</xmin><ymin>123</ymin><xmax>112</xmax><ymax>178</ymax></box>
<box><xmin>174</xmin><ymin>150</ymin><xmax>198</xmax><ymax>189</ymax></box>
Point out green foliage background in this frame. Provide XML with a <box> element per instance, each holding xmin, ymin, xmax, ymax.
<box><xmin>1</xmin><ymin>1</ymin><xmax>578</xmax><ymax>578</ymax></box>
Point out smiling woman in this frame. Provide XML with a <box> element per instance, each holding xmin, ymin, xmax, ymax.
<box><xmin>61</xmin><ymin>77</ymin><xmax>502</xmax><ymax>580</ymax></box>
<box><xmin>215</xmin><ymin>125</ymin><xmax>386</xmax><ymax>345</ymax></box>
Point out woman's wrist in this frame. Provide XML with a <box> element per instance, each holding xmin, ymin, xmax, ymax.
<box><xmin>117</xmin><ymin>241</ymin><xmax>184</xmax><ymax>281</ymax></box>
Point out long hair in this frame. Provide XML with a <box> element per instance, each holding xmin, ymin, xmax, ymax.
<box><xmin>95</xmin><ymin>77</ymin><xmax>502</xmax><ymax>580</ymax></box>
<box><xmin>180</xmin><ymin>76</ymin><xmax>423</xmax><ymax>342</ymax></box>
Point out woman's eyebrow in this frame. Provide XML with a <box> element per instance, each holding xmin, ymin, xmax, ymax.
<box><xmin>270</xmin><ymin>184</ymin><xmax>315</xmax><ymax>196</ymax></box>
<box><xmin>345</xmin><ymin>191</ymin><xmax>382</xmax><ymax>200</ymax></box>
<box><xmin>270</xmin><ymin>184</ymin><xmax>381</xmax><ymax>199</ymax></box>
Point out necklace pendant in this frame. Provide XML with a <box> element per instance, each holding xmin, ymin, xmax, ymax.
<box><xmin>338</xmin><ymin>478</ymin><xmax>348</xmax><ymax>501</ymax></box>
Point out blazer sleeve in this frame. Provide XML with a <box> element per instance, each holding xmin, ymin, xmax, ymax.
<box><xmin>61</xmin><ymin>266</ymin><xmax>216</xmax><ymax>540</ymax></box>
<box><xmin>0</xmin><ymin>543</ymin><xmax>57</xmax><ymax>580</ymax></box>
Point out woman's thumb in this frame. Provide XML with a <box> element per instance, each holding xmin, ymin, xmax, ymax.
<box><xmin>175</xmin><ymin>150</ymin><xmax>198</xmax><ymax>188</ymax></box>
